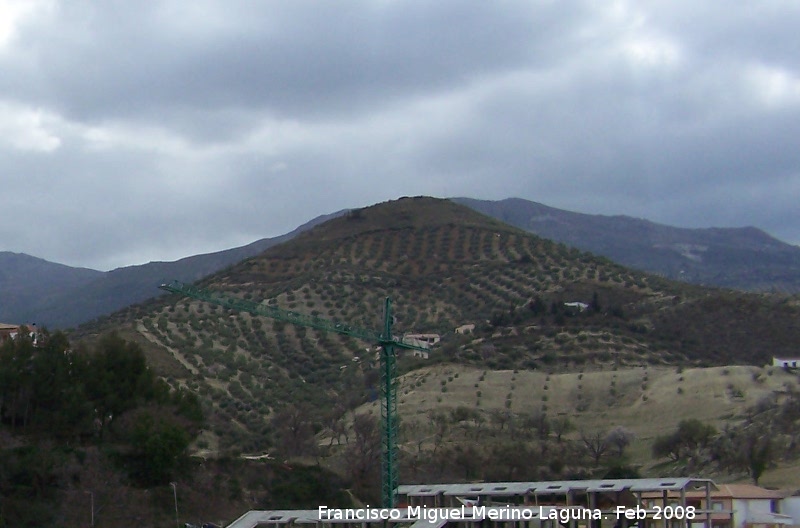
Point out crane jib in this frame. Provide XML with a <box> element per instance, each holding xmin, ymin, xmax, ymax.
<box><xmin>158</xmin><ymin>279</ymin><xmax>428</xmax><ymax>507</ymax></box>
<box><xmin>158</xmin><ymin>281</ymin><xmax>425</xmax><ymax>351</ymax></box>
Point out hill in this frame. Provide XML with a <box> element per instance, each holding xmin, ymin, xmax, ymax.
<box><xmin>1</xmin><ymin>211</ymin><xmax>342</xmax><ymax>328</ymax></box>
<box><xmin>455</xmin><ymin>197</ymin><xmax>800</xmax><ymax>293</ymax></box>
<box><xmin>76</xmin><ymin>197</ymin><xmax>800</xmax><ymax>454</ymax></box>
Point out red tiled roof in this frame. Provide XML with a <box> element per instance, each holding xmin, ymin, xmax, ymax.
<box><xmin>718</xmin><ymin>484</ymin><xmax>786</xmax><ymax>499</ymax></box>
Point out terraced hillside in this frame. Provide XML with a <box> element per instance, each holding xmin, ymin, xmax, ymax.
<box><xmin>80</xmin><ymin>197</ymin><xmax>800</xmax><ymax>454</ymax></box>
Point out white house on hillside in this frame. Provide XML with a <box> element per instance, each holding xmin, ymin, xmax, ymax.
<box><xmin>773</xmin><ymin>357</ymin><xmax>800</xmax><ymax>369</ymax></box>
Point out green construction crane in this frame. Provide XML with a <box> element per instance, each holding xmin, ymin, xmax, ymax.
<box><xmin>158</xmin><ymin>280</ymin><xmax>426</xmax><ymax>508</ymax></box>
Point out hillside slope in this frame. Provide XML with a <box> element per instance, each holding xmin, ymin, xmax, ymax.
<box><xmin>455</xmin><ymin>197</ymin><xmax>800</xmax><ymax>292</ymax></box>
<box><xmin>378</xmin><ymin>363</ymin><xmax>800</xmax><ymax>487</ymax></box>
<box><xmin>77</xmin><ymin>197</ymin><xmax>800</xmax><ymax>453</ymax></box>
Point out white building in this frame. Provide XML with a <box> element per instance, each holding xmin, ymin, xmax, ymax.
<box><xmin>402</xmin><ymin>334</ymin><xmax>440</xmax><ymax>349</ymax></box>
<box><xmin>772</xmin><ymin>357</ymin><xmax>800</xmax><ymax>369</ymax></box>
<box><xmin>664</xmin><ymin>484</ymin><xmax>795</xmax><ymax>528</ymax></box>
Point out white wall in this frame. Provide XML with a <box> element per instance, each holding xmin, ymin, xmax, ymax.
<box><xmin>732</xmin><ymin>498</ymin><xmax>774</xmax><ymax>528</ymax></box>
<box><xmin>781</xmin><ymin>497</ymin><xmax>800</xmax><ymax>524</ymax></box>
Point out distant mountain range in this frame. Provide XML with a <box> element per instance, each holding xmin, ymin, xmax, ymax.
<box><xmin>2</xmin><ymin>197</ymin><xmax>799</xmax><ymax>328</ymax></box>
<box><xmin>0</xmin><ymin>212</ymin><xmax>341</xmax><ymax>328</ymax></box>
<box><xmin>455</xmin><ymin>197</ymin><xmax>800</xmax><ymax>293</ymax></box>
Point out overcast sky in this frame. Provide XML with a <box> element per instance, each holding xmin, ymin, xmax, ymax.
<box><xmin>1</xmin><ymin>0</ymin><xmax>799</xmax><ymax>271</ymax></box>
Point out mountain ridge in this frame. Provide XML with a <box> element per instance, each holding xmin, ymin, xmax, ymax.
<box><xmin>4</xmin><ymin>196</ymin><xmax>800</xmax><ymax>328</ymax></box>
<box><xmin>0</xmin><ymin>251</ymin><xmax>103</xmax><ymax>324</ymax></box>
<box><xmin>1</xmin><ymin>211</ymin><xmax>344</xmax><ymax>328</ymax></box>
<box><xmin>454</xmin><ymin>197</ymin><xmax>800</xmax><ymax>292</ymax></box>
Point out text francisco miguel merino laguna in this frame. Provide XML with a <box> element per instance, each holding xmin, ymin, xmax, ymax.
<box><xmin>319</xmin><ymin>504</ymin><xmax>697</xmax><ymax>522</ymax></box>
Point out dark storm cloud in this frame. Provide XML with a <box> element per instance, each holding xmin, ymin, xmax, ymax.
<box><xmin>7</xmin><ymin>1</ymin><xmax>580</xmax><ymax>125</ymax></box>
<box><xmin>0</xmin><ymin>0</ymin><xmax>798</xmax><ymax>269</ymax></box>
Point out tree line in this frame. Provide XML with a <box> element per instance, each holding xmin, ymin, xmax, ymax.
<box><xmin>265</xmin><ymin>401</ymin><xmax>642</xmax><ymax>504</ymax></box>
<box><xmin>0</xmin><ymin>329</ymin><xmax>203</xmax><ymax>485</ymax></box>
<box><xmin>651</xmin><ymin>390</ymin><xmax>800</xmax><ymax>486</ymax></box>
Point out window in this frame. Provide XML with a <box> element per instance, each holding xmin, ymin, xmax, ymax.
<box><xmin>712</xmin><ymin>501</ymin><xmax>724</xmax><ymax>511</ymax></box>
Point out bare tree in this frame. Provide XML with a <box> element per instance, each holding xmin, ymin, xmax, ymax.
<box><xmin>551</xmin><ymin>416</ymin><xmax>575</xmax><ymax>443</ymax></box>
<box><xmin>580</xmin><ymin>429</ymin><xmax>609</xmax><ymax>466</ymax></box>
<box><xmin>270</xmin><ymin>403</ymin><xmax>317</xmax><ymax>458</ymax></box>
<box><xmin>428</xmin><ymin>410</ymin><xmax>450</xmax><ymax>454</ymax></box>
<box><xmin>489</xmin><ymin>409</ymin><xmax>512</xmax><ymax>431</ymax></box>
<box><xmin>484</xmin><ymin>441</ymin><xmax>538</xmax><ymax>481</ymax></box>
<box><xmin>450</xmin><ymin>406</ymin><xmax>481</xmax><ymax>439</ymax></box>
<box><xmin>346</xmin><ymin>413</ymin><xmax>381</xmax><ymax>500</ymax></box>
<box><xmin>325</xmin><ymin>403</ymin><xmax>348</xmax><ymax>446</ymax></box>
<box><xmin>721</xmin><ymin>429</ymin><xmax>776</xmax><ymax>486</ymax></box>
<box><xmin>449</xmin><ymin>444</ymin><xmax>483</xmax><ymax>480</ymax></box>
<box><xmin>606</xmin><ymin>426</ymin><xmax>635</xmax><ymax>458</ymax></box>
<box><xmin>401</xmin><ymin>419</ymin><xmax>424</xmax><ymax>454</ymax></box>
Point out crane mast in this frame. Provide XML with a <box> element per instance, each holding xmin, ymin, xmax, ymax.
<box><xmin>158</xmin><ymin>280</ymin><xmax>425</xmax><ymax>508</ymax></box>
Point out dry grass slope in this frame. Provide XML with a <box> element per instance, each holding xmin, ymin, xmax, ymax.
<box><xmin>358</xmin><ymin>363</ymin><xmax>800</xmax><ymax>486</ymax></box>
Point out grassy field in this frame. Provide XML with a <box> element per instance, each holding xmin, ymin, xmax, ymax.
<box><xmin>357</xmin><ymin>363</ymin><xmax>800</xmax><ymax>487</ymax></box>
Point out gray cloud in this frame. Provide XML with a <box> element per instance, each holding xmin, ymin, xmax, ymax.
<box><xmin>0</xmin><ymin>0</ymin><xmax>798</xmax><ymax>270</ymax></box>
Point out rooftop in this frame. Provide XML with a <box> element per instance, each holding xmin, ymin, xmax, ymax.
<box><xmin>398</xmin><ymin>478</ymin><xmax>717</xmax><ymax>497</ymax></box>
